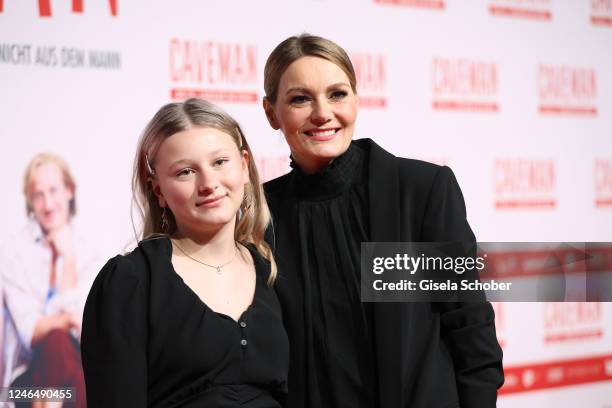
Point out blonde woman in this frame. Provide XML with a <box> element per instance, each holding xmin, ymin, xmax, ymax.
<box><xmin>262</xmin><ymin>34</ymin><xmax>503</xmax><ymax>408</ymax></box>
<box><xmin>81</xmin><ymin>99</ymin><xmax>288</xmax><ymax>407</ymax></box>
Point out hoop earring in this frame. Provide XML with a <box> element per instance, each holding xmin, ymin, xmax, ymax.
<box><xmin>161</xmin><ymin>207</ymin><xmax>169</xmax><ymax>233</ymax></box>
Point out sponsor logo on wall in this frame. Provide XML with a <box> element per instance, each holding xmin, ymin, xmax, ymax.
<box><xmin>0</xmin><ymin>0</ymin><xmax>118</xmax><ymax>16</ymax></box>
<box><xmin>591</xmin><ymin>0</ymin><xmax>612</xmax><ymax>26</ymax></box>
<box><xmin>350</xmin><ymin>52</ymin><xmax>387</xmax><ymax>108</ymax></box>
<box><xmin>431</xmin><ymin>57</ymin><xmax>499</xmax><ymax>112</ymax></box>
<box><xmin>0</xmin><ymin>43</ymin><xmax>121</xmax><ymax>69</ymax></box>
<box><xmin>595</xmin><ymin>159</ymin><xmax>612</xmax><ymax>208</ymax></box>
<box><xmin>169</xmin><ymin>39</ymin><xmax>258</xmax><ymax>103</ymax></box>
<box><xmin>494</xmin><ymin>159</ymin><xmax>556</xmax><ymax>209</ymax></box>
<box><xmin>373</xmin><ymin>0</ymin><xmax>445</xmax><ymax>9</ymax></box>
<box><xmin>543</xmin><ymin>303</ymin><xmax>604</xmax><ymax>343</ymax></box>
<box><xmin>538</xmin><ymin>65</ymin><xmax>598</xmax><ymax>116</ymax></box>
<box><xmin>489</xmin><ymin>0</ymin><xmax>552</xmax><ymax>21</ymax></box>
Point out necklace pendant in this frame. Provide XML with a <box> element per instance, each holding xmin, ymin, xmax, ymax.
<box><xmin>216</xmin><ymin>266</ymin><xmax>222</xmax><ymax>275</ymax></box>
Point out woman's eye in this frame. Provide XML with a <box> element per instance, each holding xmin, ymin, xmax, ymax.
<box><xmin>290</xmin><ymin>95</ymin><xmax>310</xmax><ymax>104</ymax></box>
<box><xmin>330</xmin><ymin>90</ymin><xmax>348</xmax><ymax>100</ymax></box>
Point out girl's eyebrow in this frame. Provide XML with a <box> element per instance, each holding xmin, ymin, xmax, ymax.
<box><xmin>169</xmin><ymin>149</ymin><xmax>230</xmax><ymax>167</ymax></box>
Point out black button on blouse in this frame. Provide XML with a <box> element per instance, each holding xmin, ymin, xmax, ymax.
<box><xmin>81</xmin><ymin>236</ymin><xmax>289</xmax><ymax>408</ymax></box>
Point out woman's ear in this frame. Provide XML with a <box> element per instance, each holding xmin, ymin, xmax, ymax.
<box><xmin>263</xmin><ymin>97</ymin><xmax>280</xmax><ymax>130</ymax></box>
<box><xmin>150</xmin><ymin>177</ymin><xmax>167</xmax><ymax>208</ymax></box>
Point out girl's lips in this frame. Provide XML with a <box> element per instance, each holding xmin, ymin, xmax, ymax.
<box><xmin>304</xmin><ymin>128</ymin><xmax>340</xmax><ymax>141</ymax></box>
<box><xmin>197</xmin><ymin>195</ymin><xmax>225</xmax><ymax>207</ymax></box>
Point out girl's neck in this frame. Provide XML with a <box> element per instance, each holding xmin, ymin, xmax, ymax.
<box><xmin>173</xmin><ymin>221</ymin><xmax>237</xmax><ymax>263</ymax></box>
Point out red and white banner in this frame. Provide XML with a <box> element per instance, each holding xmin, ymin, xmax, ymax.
<box><xmin>1</xmin><ymin>1</ymin><xmax>611</xmax><ymax>406</ymax></box>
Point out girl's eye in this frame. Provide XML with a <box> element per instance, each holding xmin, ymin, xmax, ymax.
<box><xmin>289</xmin><ymin>95</ymin><xmax>310</xmax><ymax>105</ymax></box>
<box><xmin>177</xmin><ymin>168</ymin><xmax>195</xmax><ymax>177</ymax></box>
<box><xmin>330</xmin><ymin>90</ymin><xmax>348</xmax><ymax>100</ymax></box>
<box><xmin>213</xmin><ymin>158</ymin><xmax>229</xmax><ymax>167</ymax></box>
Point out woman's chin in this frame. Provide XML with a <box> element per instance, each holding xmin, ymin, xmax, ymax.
<box><xmin>308</xmin><ymin>143</ymin><xmax>350</xmax><ymax>162</ymax></box>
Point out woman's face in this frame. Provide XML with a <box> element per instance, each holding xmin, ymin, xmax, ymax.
<box><xmin>152</xmin><ymin>127</ymin><xmax>249</xmax><ymax>238</ymax></box>
<box><xmin>264</xmin><ymin>56</ymin><xmax>358</xmax><ymax>174</ymax></box>
<box><xmin>28</xmin><ymin>162</ymin><xmax>73</xmax><ymax>234</ymax></box>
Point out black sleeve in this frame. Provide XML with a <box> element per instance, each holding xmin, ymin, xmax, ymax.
<box><xmin>81</xmin><ymin>255</ymin><xmax>148</xmax><ymax>407</ymax></box>
<box><xmin>421</xmin><ymin>166</ymin><xmax>504</xmax><ymax>408</ymax></box>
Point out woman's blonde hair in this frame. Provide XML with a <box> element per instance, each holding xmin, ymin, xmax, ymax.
<box><xmin>264</xmin><ymin>33</ymin><xmax>357</xmax><ymax>104</ymax></box>
<box><xmin>132</xmin><ymin>98</ymin><xmax>277</xmax><ymax>282</ymax></box>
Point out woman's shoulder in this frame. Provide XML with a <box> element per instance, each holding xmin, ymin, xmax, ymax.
<box><xmin>263</xmin><ymin>172</ymin><xmax>292</xmax><ymax>197</ymax></box>
<box><xmin>358</xmin><ymin>138</ymin><xmax>449</xmax><ymax>188</ymax></box>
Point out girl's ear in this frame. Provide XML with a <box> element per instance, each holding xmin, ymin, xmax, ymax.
<box><xmin>151</xmin><ymin>178</ymin><xmax>167</xmax><ymax>208</ymax></box>
<box><xmin>241</xmin><ymin>149</ymin><xmax>250</xmax><ymax>184</ymax></box>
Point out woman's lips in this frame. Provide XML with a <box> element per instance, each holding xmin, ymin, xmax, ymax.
<box><xmin>304</xmin><ymin>128</ymin><xmax>339</xmax><ymax>141</ymax></box>
<box><xmin>196</xmin><ymin>195</ymin><xmax>225</xmax><ymax>207</ymax></box>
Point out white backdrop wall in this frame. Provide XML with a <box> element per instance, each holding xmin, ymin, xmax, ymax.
<box><xmin>1</xmin><ymin>0</ymin><xmax>611</xmax><ymax>406</ymax></box>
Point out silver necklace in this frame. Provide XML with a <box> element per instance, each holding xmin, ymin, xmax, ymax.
<box><xmin>173</xmin><ymin>241</ymin><xmax>237</xmax><ymax>275</ymax></box>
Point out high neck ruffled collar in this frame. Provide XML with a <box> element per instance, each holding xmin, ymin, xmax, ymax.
<box><xmin>288</xmin><ymin>142</ymin><xmax>366</xmax><ymax>200</ymax></box>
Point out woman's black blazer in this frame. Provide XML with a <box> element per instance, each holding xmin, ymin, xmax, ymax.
<box><xmin>264</xmin><ymin>138</ymin><xmax>504</xmax><ymax>408</ymax></box>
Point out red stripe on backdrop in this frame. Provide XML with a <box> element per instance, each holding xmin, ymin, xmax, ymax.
<box><xmin>500</xmin><ymin>354</ymin><xmax>612</xmax><ymax>394</ymax></box>
<box><xmin>494</xmin><ymin>199</ymin><xmax>556</xmax><ymax>209</ymax></box>
<box><xmin>489</xmin><ymin>5</ymin><xmax>552</xmax><ymax>21</ymax></box>
<box><xmin>170</xmin><ymin>89</ymin><xmax>258</xmax><ymax>103</ymax></box>
<box><xmin>0</xmin><ymin>0</ymin><xmax>3</xmax><ymax>12</ymax></box>
<box><xmin>591</xmin><ymin>16</ymin><xmax>612</xmax><ymax>26</ymax></box>
<box><xmin>432</xmin><ymin>100</ymin><xmax>499</xmax><ymax>112</ymax></box>
<box><xmin>480</xmin><ymin>245</ymin><xmax>612</xmax><ymax>278</ymax></box>
<box><xmin>539</xmin><ymin>105</ymin><xmax>598</xmax><ymax>116</ymax></box>
<box><xmin>544</xmin><ymin>329</ymin><xmax>604</xmax><ymax>344</ymax></box>
<box><xmin>375</xmin><ymin>0</ymin><xmax>445</xmax><ymax>9</ymax></box>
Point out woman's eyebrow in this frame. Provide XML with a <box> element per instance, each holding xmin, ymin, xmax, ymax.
<box><xmin>285</xmin><ymin>82</ymin><xmax>350</xmax><ymax>95</ymax></box>
<box><xmin>285</xmin><ymin>86</ymin><xmax>310</xmax><ymax>95</ymax></box>
<box><xmin>326</xmin><ymin>82</ymin><xmax>350</xmax><ymax>90</ymax></box>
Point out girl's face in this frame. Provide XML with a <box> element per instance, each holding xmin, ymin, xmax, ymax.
<box><xmin>264</xmin><ymin>56</ymin><xmax>358</xmax><ymax>174</ymax></box>
<box><xmin>152</xmin><ymin>127</ymin><xmax>249</xmax><ymax>238</ymax></box>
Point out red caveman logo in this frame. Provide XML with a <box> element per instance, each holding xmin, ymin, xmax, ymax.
<box><xmin>0</xmin><ymin>0</ymin><xmax>118</xmax><ymax>16</ymax></box>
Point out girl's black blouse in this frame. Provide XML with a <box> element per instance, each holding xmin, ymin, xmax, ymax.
<box><xmin>81</xmin><ymin>236</ymin><xmax>289</xmax><ymax>408</ymax></box>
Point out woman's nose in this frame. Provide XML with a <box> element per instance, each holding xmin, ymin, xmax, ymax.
<box><xmin>310</xmin><ymin>99</ymin><xmax>333</xmax><ymax>126</ymax></box>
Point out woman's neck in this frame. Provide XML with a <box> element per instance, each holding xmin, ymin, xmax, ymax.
<box><xmin>292</xmin><ymin>155</ymin><xmax>333</xmax><ymax>175</ymax></box>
